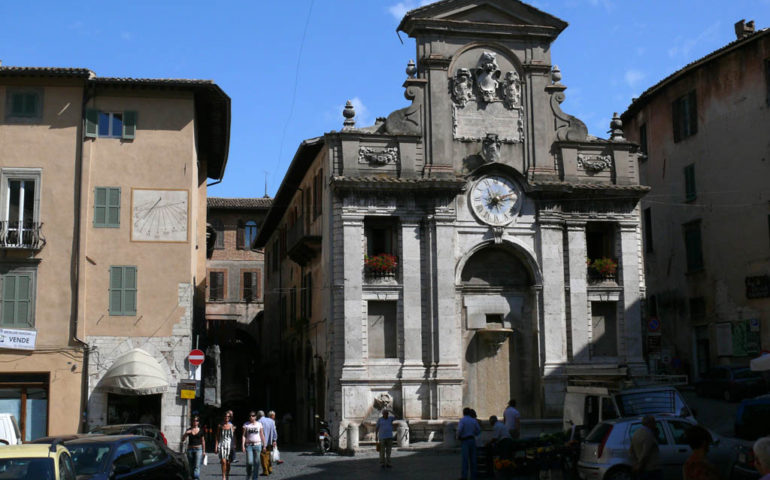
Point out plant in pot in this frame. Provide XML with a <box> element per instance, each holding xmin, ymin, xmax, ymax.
<box><xmin>587</xmin><ymin>257</ymin><xmax>618</xmax><ymax>279</ymax></box>
<box><xmin>364</xmin><ymin>253</ymin><xmax>398</xmax><ymax>275</ymax></box>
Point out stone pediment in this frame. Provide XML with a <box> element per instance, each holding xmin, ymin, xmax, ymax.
<box><xmin>398</xmin><ymin>0</ymin><xmax>567</xmax><ymax>35</ymax></box>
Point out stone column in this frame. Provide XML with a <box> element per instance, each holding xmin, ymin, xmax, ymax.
<box><xmin>341</xmin><ymin>214</ymin><xmax>365</xmax><ymax>374</ymax></box>
<box><xmin>566</xmin><ymin>221</ymin><xmax>590</xmax><ymax>362</ymax></box>
<box><xmin>619</xmin><ymin>222</ymin><xmax>646</xmax><ymax>370</ymax></box>
<box><xmin>434</xmin><ymin>215</ymin><xmax>459</xmax><ymax>368</ymax></box>
<box><xmin>401</xmin><ymin>217</ymin><xmax>423</xmax><ymax>370</ymax></box>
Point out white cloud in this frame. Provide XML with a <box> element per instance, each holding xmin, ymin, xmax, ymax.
<box><xmin>668</xmin><ymin>21</ymin><xmax>721</xmax><ymax>59</ymax></box>
<box><xmin>388</xmin><ymin>0</ymin><xmax>433</xmax><ymax>21</ymax></box>
<box><xmin>624</xmin><ymin>69</ymin><xmax>645</xmax><ymax>88</ymax></box>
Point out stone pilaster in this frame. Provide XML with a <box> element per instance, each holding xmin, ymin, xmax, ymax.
<box><xmin>341</xmin><ymin>214</ymin><xmax>365</xmax><ymax>376</ymax></box>
<box><xmin>566</xmin><ymin>222</ymin><xmax>589</xmax><ymax>362</ymax></box>
<box><xmin>401</xmin><ymin>217</ymin><xmax>423</xmax><ymax>372</ymax></box>
<box><xmin>434</xmin><ymin>215</ymin><xmax>459</xmax><ymax>369</ymax></box>
<box><xmin>538</xmin><ymin>220</ymin><xmax>567</xmax><ymax>370</ymax></box>
<box><xmin>619</xmin><ymin>222</ymin><xmax>645</xmax><ymax>368</ymax></box>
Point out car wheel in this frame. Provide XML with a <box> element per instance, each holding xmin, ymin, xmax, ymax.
<box><xmin>723</xmin><ymin>389</ymin><xmax>734</xmax><ymax>402</ymax></box>
<box><xmin>605</xmin><ymin>467</ymin><xmax>633</xmax><ymax>480</ymax></box>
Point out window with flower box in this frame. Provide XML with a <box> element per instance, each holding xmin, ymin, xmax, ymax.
<box><xmin>586</xmin><ymin>223</ymin><xmax>618</xmax><ymax>284</ymax></box>
<box><xmin>364</xmin><ymin>217</ymin><xmax>399</xmax><ymax>278</ymax></box>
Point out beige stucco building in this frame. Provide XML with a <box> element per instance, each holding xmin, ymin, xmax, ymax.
<box><xmin>0</xmin><ymin>66</ymin><xmax>229</xmax><ymax>445</ymax></box>
<box><xmin>622</xmin><ymin>21</ymin><xmax>770</xmax><ymax>379</ymax></box>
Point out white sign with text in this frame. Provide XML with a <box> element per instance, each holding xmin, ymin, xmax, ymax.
<box><xmin>0</xmin><ymin>328</ymin><xmax>37</xmax><ymax>350</ymax></box>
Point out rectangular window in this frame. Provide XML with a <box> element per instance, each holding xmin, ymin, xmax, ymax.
<box><xmin>85</xmin><ymin>109</ymin><xmax>137</xmax><ymax>139</ymax></box>
<box><xmin>683</xmin><ymin>221</ymin><xmax>704</xmax><ymax>273</ymax></box>
<box><xmin>1</xmin><ymin>169</ymin><xmax>42</xmax><ymax>249</ymax></box>
<box><xmin>672</xmin><ymin>90</ymin><xmax>697</xmax><ymax>142</ymax></box>
<box><xmin>0</xmin><ymin>267</ymin><xmax>36</xmax><ymax>328</ymax></box>
<box><xmin>0</xmin><ymin>373</ymin><xmax>49</xmax><ymax>441</ymax></box>
<box><xmin>94</xmin><ymin>187</ymin><xmax>121</xmax><ymax>228</ymax></box>
<box><xmin>639</xmin><ymin>123</ymin><xmax>648</xmax><ymax>159</ymax></box>
<box><xmin>210</xmin><ymin>219</ymin><xmax>225</xmax><ymax>249</ymax></box>
<box><xmin>109</xmin><ymin>266</ymin><xmax>137</xmax><ymax>316</ymax></box>
<box><xmin>208</xmin><ymin>271</ymin><xmax>225</xmax><ymax>301</ymax></box>
<box><xmin>684</xmin><ymin>164</ymin><xmax>696</xmax><ymax>202</ymax></box>
<box><xmin>591</xmin><ymin>301</ymin><xmax>618</xmax><ymax>357</ymax></box>
<box><xmin>643</xmin><ymin>207</ymin><xmax>653</xmax><ymax>253</ymax></box>
<box><xmin>367</xmin><ymin>301</ymin><xmax>397</xmax><ymax>359</ymax></box>
<box><xmin>242</xmin><ymin>270</ymin><xmax>259</xmax><ymax>302</ymax></box>
<box><xmin>5</xmin><ymin>88</ymin><xmax>42</xmax><ymax>121</ymax></box>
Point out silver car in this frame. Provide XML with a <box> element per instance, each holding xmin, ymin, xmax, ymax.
<box><xmin>577</xmin><ymin>416</ymin><xmax>737</xmax><ymax>480</ymax></box>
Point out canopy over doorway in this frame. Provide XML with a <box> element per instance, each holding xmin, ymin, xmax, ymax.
<box><xmin>98</xmin><ymin>348</ymin><xmax>169</xmax><ymax>395</ymax></box>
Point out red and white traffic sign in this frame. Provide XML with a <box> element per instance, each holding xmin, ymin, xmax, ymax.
<box><xmin>188</xmin><ymin>349</ymin><xmax>205</xmax><ymax>366</ymax></box>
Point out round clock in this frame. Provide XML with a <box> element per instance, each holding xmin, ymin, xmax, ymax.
<box><xmin>469</xmin><ymin>175</ymin><xmax>520</xmax><ymax>226</ymax></box>
<box><xmin>131</xmin><ymin>189</ymin><xmax>188</xmax><ymax>242</ymax></box>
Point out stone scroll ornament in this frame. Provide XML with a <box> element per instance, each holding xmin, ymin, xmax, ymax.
<box><xmin>450</xmin><ymin>51</ymin><xmax>524</xmax><ymax>144</ymax></box>
<box><xmin>358</xmin><ymin>146</ymin><xmax>399</xmax><ymax>165</ymax></box>
<box><xmin>577</xmin><ymin>154</ymin><xmax>613</xmax><ymax>172</ymax></box>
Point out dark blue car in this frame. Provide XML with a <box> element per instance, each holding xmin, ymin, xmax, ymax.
<box><xmin>59</xmin><ymin>434</ymin><xmax>189</xmax><ymax>480</ymax></box>
<box><xmin>695</xmin><ymin>366</ymin><xmax>767</xmax><ymax>401</ymax></box>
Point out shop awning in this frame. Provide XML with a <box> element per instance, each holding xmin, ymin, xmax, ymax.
<box><xmin>750</xmin><ymin>353</ymin><xmax>770</xmax><ymax>372</ymax></box>
<box><xmin>98</xmin><ymin>348</ymin><xmax>169</xmax><ymax>395</ymax></box>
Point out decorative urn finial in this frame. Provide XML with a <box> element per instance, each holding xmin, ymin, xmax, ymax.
<box><xmin>406</xmin><ymin>59</ymin><xmax>417</xmax><ymax>78</ymax></box>
<box><xmin>551</xmin><ymin>65</ymin><xmax>562</xmax><ymax>84</ymax></box>
<box><xmin>609</xmin><ymin>112</ymin><xmax>625</xmax><ymax>141</ymax></box>
<box><xmin>343</xmin><ymin>100</ymin><xmax>356</xmax><ymax>128</ymax></box>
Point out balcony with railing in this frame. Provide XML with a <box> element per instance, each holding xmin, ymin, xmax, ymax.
<box><xmin>287</xmin><ymin>216</ymin><xmax>321</xmax><ymax>266</ymax></box>
<box><xmin>586</xmin><ymin>257</ymin><xmax>619</xmax><ymax>286</ymax></box>
<box><xmin>0</xmin><ymin>220</ymin><xmax>45</xmax><ymax>250</ymax></box>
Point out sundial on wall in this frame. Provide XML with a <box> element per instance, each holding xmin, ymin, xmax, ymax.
<box><xmin>131</xmin><ymin>188</ymin><xmax>188</xmax><ymax>242</ymax></box>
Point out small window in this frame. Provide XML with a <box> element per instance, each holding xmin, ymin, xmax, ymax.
<box><xmin>210</xmin><ymin>219</ymin><xmax>224</xmax><ymax>249</ymax></box>
<box><xmin>672</xmin><ymin>90</ymin><xmax>697</xmax><ymax>142</ymax></box>
<box><xmin>367</xmin><ymin>300</ymin><xmax>397</xmax><ymax>359</ymax></box>
<box><xmin>208</xmin><ymin>271</ymin><xmax>225</xmax><ymax>301</ymax></box>
<box><xmin>5</xmin><ymin>88</ymin><xmax>42</xmax><ymax>121</ymax></box>
<box><xmin>684</xmin><ymin>164</ymin><xmax>696</xmax><ymax>202</ymax></box>
<box><xmin>94</xmin><ymin>187</ymin><xmax>121</xmax><ymax>228</ymax></box>
<box><xmin>109</xmin><ymin>266</ymin><xmax>137</xmax><ymax>316</ymax></box>
<box><xmin>244</xmin><ymin>220</ymin><xmax>258</xmax><ymax>249</ymax></box>
<box><xmin>1</xmin><ymin>170</ymin><xmax>42</xmax><ymax>248</ymax></box>
<box><xmin>683</xmin><ymin>221</ymin><xmax>704</xmax><ymax>272</ymax></box>
<box><xmin>639</xmin><ymin>123</ymin><xmax>648</xmax><ymax>159</ymax></box>
<box><xmin>0</xmin><ymin>267</ymin><xmax>36</xmax><ymax>327</ymax></box>
<box><xmin>85</xmin><ymin>109</ymin><xmax>137</xmax><ymax>139</ymax></box>
<box><xmin>242</xmin><ymin>270</ymin><xmax>259</xmax><ymax>302</ymax></box>
<box><xmin>643</xmin><ymin>207</ymin><xmax>653</xmax><ymax>252</ymax></box>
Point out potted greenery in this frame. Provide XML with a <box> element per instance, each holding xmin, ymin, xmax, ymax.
<box><xmin>364</xmin><ymin>253</ymin><xmax>398</xmax><ymax>275</ymax></box>
<box><xmin>587</xmin><ymin>257</ymin><xmax>618</xmax><ymax>279</ymax></box>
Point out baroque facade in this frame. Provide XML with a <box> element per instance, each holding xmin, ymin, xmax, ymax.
<box><xmin>256</xmin><ymin>0</ymin><xmax>648</xmax><ymax>446</ymax></box>
<box><xmin>0</xmin><ymin>65</ymin><xmax>230</xmax><ymax>447</ymax></box>
<box><xmin>622</xmin><ymin>20</ymin><xmax>770</xmax><ymax>379</ymax></box>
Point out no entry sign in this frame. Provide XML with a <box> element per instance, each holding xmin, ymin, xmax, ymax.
<box><xmin>188</xmin><ymin>349</ymin><xmax>205</xmax><ymax>366</ymax></box>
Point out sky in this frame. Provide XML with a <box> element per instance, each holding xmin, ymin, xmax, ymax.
<box><xmin>2</xmin><ymin>0</ymin><xmax>769</xmax><ymax>198</ymax></box>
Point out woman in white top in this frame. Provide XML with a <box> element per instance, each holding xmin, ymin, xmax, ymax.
<box><xmin>241</xmin><ymin>410</ymin><xmax>266</xmax><ymax>480</ymax></box>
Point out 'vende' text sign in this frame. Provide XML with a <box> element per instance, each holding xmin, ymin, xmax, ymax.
<box><xmin>0</xmin><ymin>328</ymin><xmax>36</xmax><ymax>350</ymax></box>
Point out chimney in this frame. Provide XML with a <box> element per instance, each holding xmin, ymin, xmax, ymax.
<box><xmin>735</xmin><ymin>19</ymin><xmax>755</xmax><ymax>39</ymax></box>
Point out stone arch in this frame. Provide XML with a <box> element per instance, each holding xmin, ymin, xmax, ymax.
<box><xmin>455</xmin><ymin>238</ymin><xmax>542</xmax><ymax>287</ymax></box>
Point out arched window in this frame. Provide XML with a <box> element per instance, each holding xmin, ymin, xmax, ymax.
<box><xmin>244</xmin><ymin>220</ymin><xmax>258</xmax><ymax>249</ymax></box>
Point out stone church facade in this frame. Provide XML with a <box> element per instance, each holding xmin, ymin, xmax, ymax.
<box><xmin>256</xmin><ymin>0</ymin><xmax>648</xmax><ymax>446</ymax></box>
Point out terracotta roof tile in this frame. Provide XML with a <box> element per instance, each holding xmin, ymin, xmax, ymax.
<box><xmin>208</xmin><ymin>197</ymin><xmax>272</xmax><ymax>209</ymax></box>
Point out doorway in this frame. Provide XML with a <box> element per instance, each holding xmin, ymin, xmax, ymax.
<box><xmin>107</xmin><ymin>394</ymin><xmax>161</xmax><ymax>426</ymax></box>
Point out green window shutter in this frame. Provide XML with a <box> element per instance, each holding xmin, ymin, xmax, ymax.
<box><xmin>23</xmin><ymin>93</ymin><xmax>37</xmax><ymax>116</ymax></box>
<box><xmin>2</xmin><ymin>274</ymin><xmax>32</xmax><ymax>327</ymax></box>
<box><xmin>94</xmin><ymin>187</ymin><xmax>121</xmax><ymax>227</ymax></box>
<box><xmin>107</xmin><ymin>188</ymin><xmax>121</xmax><ymax>226</ymax></box>
<box><xmin>94</xmin><ymin>188</ymin><xmax>107</xmax><ymax>226</ymax></box>
<box><xmin>85</xmin><ymin>109</ymin><xmax>98</xmax><ymax>138</ymax></box>
<box><xmin>122</xmin><ymin>111</ymin><xmax>137</xmax><ymax>139</ymax></box>
<box><xmin>109</xmin><ymin>267</ymin><xmax>124</xmax><ymax>315</ymax></box>
<box><xmin>123</xmin><ymin>267</ymin><xmax>137</xmax><ymax>315</ymax></box>
<box><xmin>684</xmin><ymin>164</ymin><xmax>696</xmax><ymax>202</ymax></box>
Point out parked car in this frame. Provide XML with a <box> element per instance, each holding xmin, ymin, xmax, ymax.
<box><xmin>0</xmin><ymin>442</ymin><xmax>77</xmax><ymax>479</ymax></box>
<box><xmin>0</xmin><ymin>414</ymin><xmax>22</xmax><ymax>446</ymax></box>
<box><xmin>695</xmin><ymin>366</ymin><xmax>767</xmax><ymax>401</ymax></box>
<box><xmin>577</xmin><ymin>416</ymin><xmax>738</xmax><ymax>480</ymax></box>
<box><xmin>88</xmin><ymin>424</ymin><xmax>167</xmax><ymax>445</ymax></box>
<box><xmin>58</xmin><ymin>434</ymin><xmax>189</xmax><ymax>479</ymax></box>
<box><xmin>731</xmin><ymin>444</ymin><xmax>761</xmax><ymax>480</ymax></box>
<box><xmin>734</xmin><ymin>393</ymin><xmax>770</xmax><ymax>441</ymax></box>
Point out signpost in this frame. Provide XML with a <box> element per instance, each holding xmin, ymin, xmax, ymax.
<box><xmin>188</xmin><ymin>349</ymin><xmax>205</xmax><ymax>366</ymax></box>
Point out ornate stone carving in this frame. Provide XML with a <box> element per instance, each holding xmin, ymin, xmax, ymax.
<box><xmin>358</xmin><ymin>146</ymin><xmax>399</xmax><ymax>165</ymax></box>
<box><xmin>373</xmin><ymin>392</ymin><xmax>393</xmax><ymax>410</ymax></box>
<box><xmin>577</xmin><ymin>154</ymin><xmax>613</xmax><ymax>172</ymax></box>
<box><xmin>480</xmin><ymin>133</ymin><xmax>501</xmax><ymax>163</ymax></box>
<box><xmin>342</xmin><ymin>100</ymin><xmax>355</xmax><ymax>129</ymax></box>
<box><xmin>450</xmin><ymin>51</ymin><xmax>524</xmax><ymax>144</ymax></box>
<box><xmin>547</xmin><ymin>65</ymin><xmax>588</xmax><ymax>142</ymax></box>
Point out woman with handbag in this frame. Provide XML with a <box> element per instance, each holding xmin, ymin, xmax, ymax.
<box><xmin>183</xmin><ymin>416</ymin><xmax>205</xmax><ymax>479</ymax></box>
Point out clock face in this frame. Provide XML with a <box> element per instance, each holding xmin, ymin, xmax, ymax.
<box><xmin>469</xmin><ymin>175</ymin><xmax>520</xmax><ymax>226</ymax></box>
<box><xmin>131</xmin><ymin>189</ymin><xmax>188</xmax><ymax>242</ymax></box>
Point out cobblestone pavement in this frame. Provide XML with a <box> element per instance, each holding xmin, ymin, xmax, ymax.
<box><xmin>199</xmin><ymin>446</ymin><xmax>460</xmax><ymax>479</ymax></box>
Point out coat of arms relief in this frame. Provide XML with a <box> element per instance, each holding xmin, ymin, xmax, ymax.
<box><xmin>450</xmin><ymin>51</ymin><xmax>524</xmax><ymax>144</ymax></box>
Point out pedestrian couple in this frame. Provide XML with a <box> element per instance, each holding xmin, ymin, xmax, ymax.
<box><xmin>241</xmin><ymin>410</ymin><xmax>279</xmax><ymax>479</ymax></box>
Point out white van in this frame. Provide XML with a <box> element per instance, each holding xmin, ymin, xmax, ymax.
<box><xmin>563</xmin><ymin>384</ymin><xmax>694</xmax><ymax>431</ymax></box>
<box><xmin>0</xmin><ymin>414</ymin><xmax>22</xmax><ymax>445</ymax></box>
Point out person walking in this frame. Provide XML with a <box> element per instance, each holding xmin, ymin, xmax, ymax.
<box><xmin>259</xmin><ymin>410</ymin><xmax>278</xmax><ymax>475</ymax></box>
<box><xmin>630</xmin><ymin>415</ymin><xmax>663</xmax><ymax>480</ymax></box>
<box><xmin>375</xmin><ymin>409</ymin><xmax>395</xmax><ymax>468</ymax></box>
<box><xmin>182</xmin><ymin>415</ymin><xmax>205</xmax><ymax>480</ymax></box>
<box><xmin>242</xmin><ymin>411</ymin><xmax>266</xmax><ymax>480</ymax></box>
<box><xmin>457</xmin><ymin>407</ymin><xmax>481</xmax><ymax>480</ymax></box>
<box><xmin>682</xmin><ymin>425</ymin><xmax>719</xmax><ymax>480</ymax></box>
<box><xmin>503</xmin><ymin>399</ymin><xmax>521</xmax><ymax>439</ymax></box>
<box><xmin>215</xmin><ymin>411</ymin><xmax>235</xmax><ymax>480</ymax></box>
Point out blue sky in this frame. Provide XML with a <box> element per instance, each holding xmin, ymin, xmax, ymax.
<box><xmin>2</xmin><ymin>0</ymin><xmax>769</xmax><ymax>197</ymax></box>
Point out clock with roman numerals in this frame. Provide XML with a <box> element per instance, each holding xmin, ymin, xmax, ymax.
<box><xmin>469</xmin><ymin>175</ymin><xmax>520</xmax><ymax>226</ymax></box>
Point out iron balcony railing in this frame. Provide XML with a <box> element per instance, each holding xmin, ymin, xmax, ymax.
<box><xmin>0</xmin><ymin>220</ymin><xmax>45</xmax><ymax>250</ymax></box>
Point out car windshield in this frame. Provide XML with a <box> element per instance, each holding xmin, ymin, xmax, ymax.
<box><xmin>67</xmin><ymin>443</ymin><xmax>112</xmax><ymax>475</ymax></box>
<box><xmin>0</xmin><ymin>457</ymin><xmax>55</xmax><ymax>479</ymax></box>
<box><xmin>615</xmin><ymin>390</ymin><xmax>680</xmax><ymax>416</ymax></box>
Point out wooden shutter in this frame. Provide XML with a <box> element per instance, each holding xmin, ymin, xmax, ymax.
<box><xmin>94</xmin><ymin>187</ymin><xmax>121</xmax><ymax>227</ymax></box>
<box><xmin>108</xmin><ymin>188</ymin><xmax>121</xmax><ymax>226</ymax></box>
<box><xmin>122</xmin><ymin>111</ymin><xmax>137</xmax><ymax>139</ymax></box>
<box><xmin>671</xmin><ymin>98</ymin><xmax>681</xmax><ymax>143</ymax></box>
<box><xmin>209</xmin><ymin>272</ymin><xmax>224</xmax><ymax>300</ymax></box>
<box><xmin>687</xmin><ymin>91</ymin><xmax>697</xmax><ymax>136</ymax></box>
<box><xmin>85</xmin><ymin>109</ymin><xmax>98</xmax><ymax>138</ymax></box>
<box><xmin>236</xmin><ymin>221</ymin><xmax>244</xmax><ymax>250</ymax></box>
<box><xmin>2</xmin><ymin>274</ymin><xmax>32</xmax><ymax>327</ymax></box>
<box><xmin>109</xmin><ymin>266</ymin><xmax>137</xmax><ymax>315</ymax></box>
<box><xmin>684</xmin><ymin>164</ymin><xmax>696</xmax><ymax>201</ymax></box>
<box><xmin>94</xmin><ymin>188</ymin><xmax>107</xmax><ymax>226</ymax></box>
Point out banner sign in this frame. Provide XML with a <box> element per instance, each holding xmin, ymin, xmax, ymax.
<box><xmin>0</xmin><ymin>328</ymin><xmax>37</xmax><ymax>350</ymax></box>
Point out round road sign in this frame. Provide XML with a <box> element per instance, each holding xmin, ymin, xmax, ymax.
<box><xmin>188</xmin><ymin>349</ymin><xmax>205</xmax><ymax>366</ymax></box>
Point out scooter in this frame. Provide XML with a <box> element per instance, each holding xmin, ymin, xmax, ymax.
<box><xmin>316</xmin><ymin>415</ymin><xmax>331</xmax><ymax>454</ymax></box>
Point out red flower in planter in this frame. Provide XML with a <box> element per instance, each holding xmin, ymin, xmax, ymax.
<box><xmin>364</xmin><ymin>253</ymin><xmax>398</xmax><ymax>273</ymax></box>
